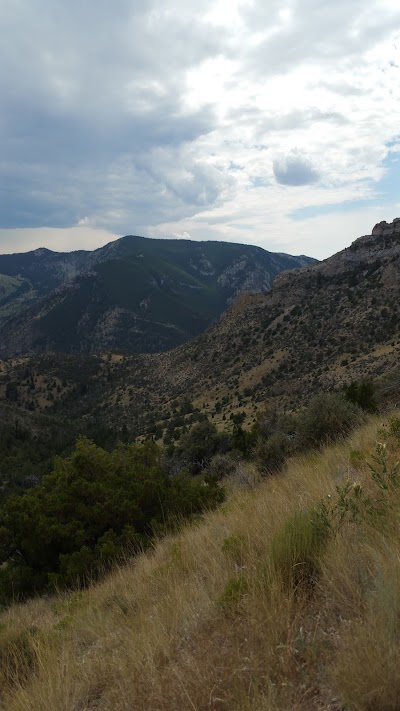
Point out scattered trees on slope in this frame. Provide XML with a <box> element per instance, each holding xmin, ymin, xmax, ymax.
<box><xmin>0</xmin><ymin>383</ymin><xmax>371</xmax><ymax>606</ymax></box>
<box><xmin>0</xmin><ymin>437</ymin><xmax>224</xmax><ymax>604</ymax></box>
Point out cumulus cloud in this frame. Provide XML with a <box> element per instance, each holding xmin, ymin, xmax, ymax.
<box><xmin>273</xmin><ymin>153</ymin><xmax>321</xmax><ymax>186</ymax></box>
<box><xmin>1</xmin><ymin>0</ymin><xmax>400</xmax><ymax>257</ymax></box>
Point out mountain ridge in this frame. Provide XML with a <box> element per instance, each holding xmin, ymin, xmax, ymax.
<box><xmin>1</xmin><ymin>219</ymin><xmax>399</xmax><ymax>442</ymax></box>
<box><xmin>0</xmin><ymin>236</ymin><xmax>315</xmax><ymax>356</ymax></box>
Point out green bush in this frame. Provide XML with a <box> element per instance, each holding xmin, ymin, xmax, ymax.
<box><xmin>315</xmin><ymin>441</ymin><xmax>400</xmax><ymax>534</ymax></box>
<box><xmin>207</xmin><ymin>452</ymin><xmax>239</xmax><ymax>480</ymax></box>
<box><xmin>344</xmin><ymin>379</ymin><xmax>377</xmax><ymax>412</ymax></box>
<box><xmin>231</xmin><ymin>424</ymin><xmax>256</xmax><ymax>458</ymax></box>
<box><xmin>388</xmin><ymin>416</ymin><xmax>400</xmax><ymax>441</ymax></box>
<box><xmin>254</xmin><ymin>410</ymin><xmax>296</xmax><ymax>440</ymax></box>
<box><xmin>178</xmin><ymin>420</ymin><xmax>232</xmax><ymax>474</ymax></box>
<box><xmin>349</xmin><ymin>449</ymin><xmax>365</xmax><ymax>470</ymax></box>
<box><xmin>253</xmin><ymin>431</ymin><xmax>292</xmax><ymax>475</ymax></box>
<box><xmin>218</xmin><ymin>576</ymin><xmax>248</xmax><ymax>611</ymax></box>
<box><xmin>0</xmin><ymin>438</ymin><xmax>224</xmax><ymax>604</ymax></box>
<box><xmin>297</xmin><ymin>393</ymin><xmax>363</xmax><ymax>450</ymax></box>
<box><xmin>270</xmin><ymin>509</ymin><xmax>329</xmax><ymax>589</ymax></box>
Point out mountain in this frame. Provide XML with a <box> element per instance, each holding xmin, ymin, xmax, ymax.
<box><xmin>0</xmin><ymin>236</ymin><xmax>315</xmax><ymax>356</ymax></box>
<box><xmin>1</xmin><ymin>219</ymin><xmax>399</xmax><ymax>440</ymax></box>
<box><xmin>137</xmin><ymin>217</ymin><xmax>400</xmax><ymax>420</ymax></box>
<box><xmin>1</xmin><ymin>223</ymin><xmax>400</xmax><ymax>711</ymax></box>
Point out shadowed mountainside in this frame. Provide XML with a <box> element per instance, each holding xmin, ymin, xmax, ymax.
<box><xmin>0</xmin><ymin>236</ymin><xmax>315</xmax><ymax>356</ymax></box>
<box><xmin>1</xmin><ymin>220</ymin><xmax>399</xmax><ymax>440</ymax></box>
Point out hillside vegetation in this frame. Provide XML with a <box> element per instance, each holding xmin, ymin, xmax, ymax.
<box><xmin>0</xmin><ymin>221</ymin><xmax>400</xmax><ymax>709</ymax></box>
<box><xmin>0</xmin><ymin>411</ymin><xmax>400</xmax><ymax>710</ymax></box>
<box><xmin>1</xmin><ymin>221</ymin><xmax>399</xmax><ymax>445</ymax></box>
<box><xmin>0</xmin><ymin>236</ymin><xmax>314</xmax><ymax>356</ymax></box>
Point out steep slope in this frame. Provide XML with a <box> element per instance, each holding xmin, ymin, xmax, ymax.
<box><xmin>1</xmin><ymin>219</ymin><xmax>399</xmax><ymax>437</ymax></box>
<box><xmin>0</xmin><ymin>237</ymin><xmax>314</xmax><ymax>356</ymax></box>
<box><xmin>140</xmin><ymin>217</ymin><xmax>400</xmax><ymax>419</ymax></box>
<box><xmin>1</xmin><ymin>415</ymin><xmax>400</xmax><ymax>711</ymax></box>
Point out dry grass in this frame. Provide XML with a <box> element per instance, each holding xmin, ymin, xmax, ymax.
<box><xmin>1</xmin><ymin>415</ymin><xmax>400</xmax><ymax>710</ymax></box>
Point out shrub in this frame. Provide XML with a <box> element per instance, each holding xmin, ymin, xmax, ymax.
<box><xmin>207</xmin><ymin>452</ymin><xmax>239</xmax><ymax>480</ymax></box>
<box><xmin>218</xmin><ymin>576</ymin><xmax>248</xmax><ymax>611</ymax></box>
<box><xmin>315</xmin><ymin>442</ymin><xmax>400</xmax><ymax>534</ymax></box>
<box><xmin>388</xmin><ymin>416</ymin><xmax>400</xmax><ymax>441</ymax></box>
<box><xmin>0</xmin><ymin>438</ymin><xmax>225</xmax><ymax>603</ymax></box>
<box><xmin>297</xmin><ymin>393</ymin><xmax>363</xmax><ymax>450</ymax></box>
<box><xmin>344</xmin><ymin>379</ymin><xmax>377</xmax><ymax>412</ymax></box>
<box><xmin>349</xmin><ymin>449</ymin><xmax>365</xmax><ymax>470</ymax></box>
<box><xmin>270</xmin><ymin>509</ymin><xmax>329</xmax><ymax>589</ymax></box>
<box><xmin>254</xmin><ymin>410</ymin><xmax>297</xmax><ymax>440</ymax></box>
<box><xmin>231</xmin><ymin>425</ymin><xmax>255</xmax><ymax>458</ymax></box>
<box><xmin>253</xmin><ymin>432</ymin><xmax>292</xmax><ymax>475</ymax></box>
<box><xmin>178</xmin><ymin>420</ymin><xmax>232</xmax><ymax>474</ymax></box>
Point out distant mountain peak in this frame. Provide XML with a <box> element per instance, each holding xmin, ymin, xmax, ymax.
<box><xmin>2</xmin><ymin>218</ymin><xmax>400</xmax><ymax>436</ymax></box>
<box><xmin>0</xmin><ymin>237</ymin><xmax>315</xmax><ymax>358</ymax></box>
<box><xmin>32</xmin><ymin>248</ymin><xmax>52</xmax><ymax>257</ymax></box>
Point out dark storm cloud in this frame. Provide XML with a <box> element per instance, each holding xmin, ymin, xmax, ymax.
<box><xmin>0</xmin><ymin>0</ymin><xmax>225</xmax><ymax>230</ymax></box>
<box><xmin>0</xmin><ymin>97</ymin><xmax>218</xmax><ymax>228</ymax></box>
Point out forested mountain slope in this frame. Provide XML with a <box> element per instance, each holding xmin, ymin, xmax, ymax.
<box><xmin>0</xmin><ymin>236</ymin><xmax>314</xmax><ymax>356</ymax></box>
<box><xmin>1</xmin><ymin>220</ymin><xmax>399</xmax><ymax>441</ymax></box>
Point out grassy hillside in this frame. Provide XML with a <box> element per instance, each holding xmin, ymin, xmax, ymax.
<box><xmin>1</xmin><ymin>413</ymin><xmax>399</xmax><ymax>710</ymax></box>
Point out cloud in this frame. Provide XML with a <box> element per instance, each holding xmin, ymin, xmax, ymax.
<box><xmin>273</xmin><ymin>153</ymin><xmax>321</xmax><ymax>186</ymax></box>
<box><xmin>0</xmin><ymin>0</ymin><xmax>400</xmax><ymax>258</ymax></box>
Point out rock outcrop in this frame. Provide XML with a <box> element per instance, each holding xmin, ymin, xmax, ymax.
<box><xmin>372</xmin><ymin>218</ymin><xmax>400</xmax><ymax>236</ymax></box>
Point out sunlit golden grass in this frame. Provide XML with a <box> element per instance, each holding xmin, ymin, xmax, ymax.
<box><xmin>1</xmin><ymin>414</ymin><xmax>399</xmax><ymax>710</ymax></box>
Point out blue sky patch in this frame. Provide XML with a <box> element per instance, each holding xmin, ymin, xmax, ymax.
<box><xmin>290</xmin><ymin>150</ymin><xmax>400</xmax><ymax>221</ymax></box>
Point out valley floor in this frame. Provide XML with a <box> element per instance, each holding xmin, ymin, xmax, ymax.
<box><xmin>1</xmin><ymin>415</ymin><xmax>400</xmax><ymax>710</ymax></box>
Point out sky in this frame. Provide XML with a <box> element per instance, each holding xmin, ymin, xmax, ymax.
<box><xmin>1</xmin><ymin>0</ymin><xmax>400</xmax><ymax>260</ymax></box>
